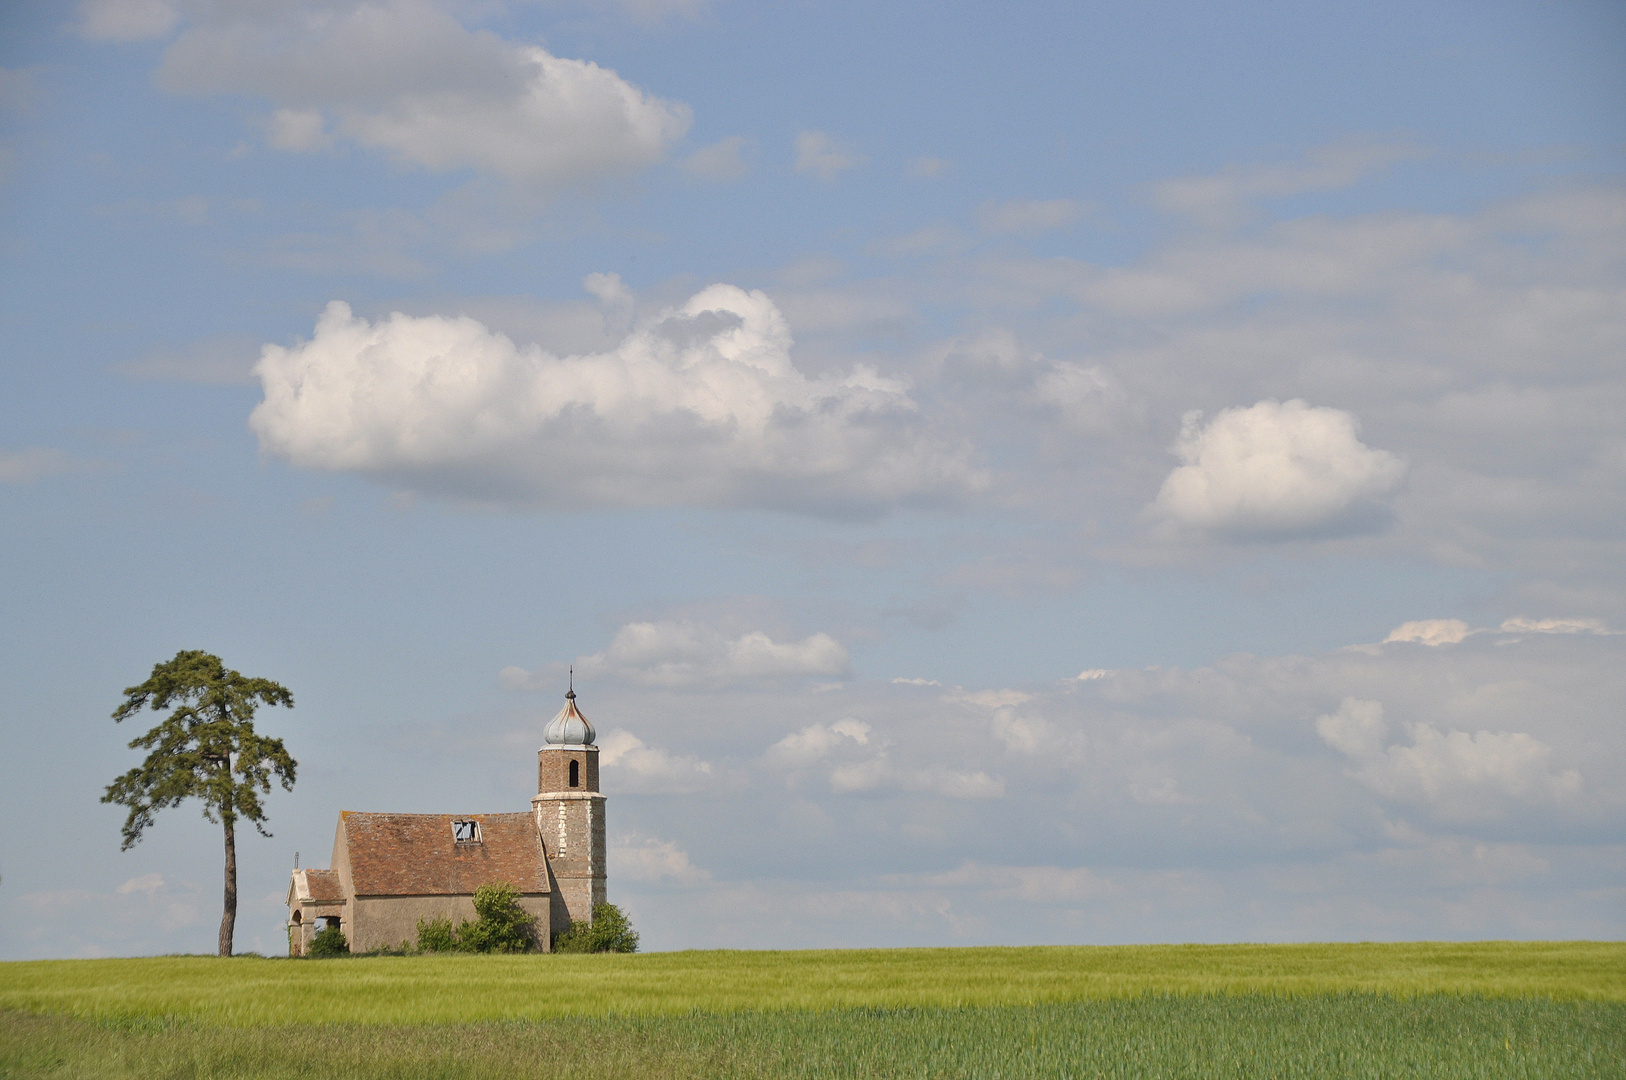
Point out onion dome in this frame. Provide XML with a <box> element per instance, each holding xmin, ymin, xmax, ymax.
<box><xmin>543</xmin><ymin>682</ymin><xmax>595</xmax><ymax>747</ymax></box>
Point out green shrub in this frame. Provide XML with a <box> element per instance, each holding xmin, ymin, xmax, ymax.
<box><xmin>413</xmin><ymin>883</ymin><xmax>536</xmax><ymax>954</ymax></box>
<box><xmin>458</xmin><ymin>882</ymin><xmax>536</xmax><ymax>954</ymax></box>
<box><xmin>553</xmin><ymin>902</ymin><xmax>638</xmax><ymax>954</ymax></box>
<box><xmin>415</xmin><ymin>916</ymin><xmax>457</xmax><ymax>953</ymax></box>
<box><xmin>307</xmin><ymin>925</ymin><xmax>348</xmax><ymax>958</ymax></box>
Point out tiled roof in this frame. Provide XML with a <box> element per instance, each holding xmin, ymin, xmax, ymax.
<box><xmin>288</xmin><ymin>867</ymin><xmax>345</xmax><ymax>906</ymax></box>
<box><xmin>304</xmin><ymin>868</ymin><xmax>344</xmax><ymax>902</ymax></box>
<box><xmin>340</xmin><ymin>811</ymin><xmax>548</xmax><ymax>896</ymax></box>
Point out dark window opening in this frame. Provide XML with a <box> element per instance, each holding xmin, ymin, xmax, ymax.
<box><xmin>452</xmin><ymin>818</ymin><xmax>482</xmax><ymax>844</ymax></box>
<box><xmin>569</xmin><ymin>759</ymin><xmax>580</xmax><ymax>787</ymax></box>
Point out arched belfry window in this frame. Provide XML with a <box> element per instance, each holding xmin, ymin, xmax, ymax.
<box><xmin>569</xmin><ymin>759</ymin><xmax>580</xmax><ymax>788</ymax></box>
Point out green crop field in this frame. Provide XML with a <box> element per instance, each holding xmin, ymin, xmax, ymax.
<box><xmin>3</xmin><ymin>942</ymin><xmax>1623</xmax><ymax>1079</ymax></box>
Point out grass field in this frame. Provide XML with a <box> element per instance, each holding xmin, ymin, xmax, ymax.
<box><xmin>3</xmin><ymin>942</ymin><xmax>1623</xmax><ymax>1078</ymax></box>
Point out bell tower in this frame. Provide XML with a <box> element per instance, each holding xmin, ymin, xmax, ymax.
<box><xmin>532</xmin><ymin>671</ymin><xmax>606</xmax><ymax>943</ymax></box>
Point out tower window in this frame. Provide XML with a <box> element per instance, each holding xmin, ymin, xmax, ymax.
<box><xmin>569</xmin><ymin>759</ymin><xmax>580</xmax><ymax>787</ymax></box>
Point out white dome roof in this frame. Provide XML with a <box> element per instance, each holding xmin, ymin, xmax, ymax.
<box><xmin>543</xmin><ymin>689</ymin><xmax>595</xmax><ymax>747</ymax></box>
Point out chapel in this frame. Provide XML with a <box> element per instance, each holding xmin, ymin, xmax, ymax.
<box><xmin>286</xmin><ymin>683</ymin><xmax>606</xmax><ymax>955</ymax></box>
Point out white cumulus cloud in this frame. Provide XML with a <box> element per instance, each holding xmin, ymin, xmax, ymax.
<box><xmin>765</xmin><ymin>719</ymin><xmax>871</xmax><ymax>769</ymax></box>
<box><xmin>1383</xmin><ymin>616</ymin><xmax>1613</xmax><ymax>646</ymax></box>
<box><xmin>1500</xmin><ymin>616</ymin><xmax>1613</xmax><ymax>636</ymax></box>
<box><xmin>598</xmin><ymin>729</ymin><xmax>713</xmax><ymax>794</ymax></box>
<box><xmin>611</xmin><ymin>834</ymin><xmax>711</xmax><ymax>885</ymax></box>
<box><xmin>115</xmin><ymin>872</ymin><xmax>166</xmax><ymax>896</ymax></box>
<box><xmin>1153</xmin><ymin>399</ymin><xmax>1406</xmax><ymax>539</ymax></box>
<box><xmin>250</xmin><ymin>284</ymin><xmax>983</xmax><ymax>515</ymax></box>
<box><xmin>156</xmin><ymin>0</ymin><xmax>690</xmax><ymax>189</ymax></box>
<box><xmin>1385</xmin><ymin>619</ymin><xmax>1473</xmax><ymax>646</ymax></box>
<box><xmin>1316</xmin><ymin>697</ymin><xmax>1583</xmax><ymax>820</ymax></box>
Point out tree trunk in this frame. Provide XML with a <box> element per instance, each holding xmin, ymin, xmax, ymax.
<box><xmin>219</xmin><ymin>813</ymin><xmax>237</xmax><ymax>957</ymax></box>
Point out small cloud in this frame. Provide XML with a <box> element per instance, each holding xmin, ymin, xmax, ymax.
<box><xmin>946</xmin><ymin>688</ymin><xmax>1032</xmax><ymax>709</ymax></box>
<box><xmin>116</xmin><ymin>873</ymin><xmax>165</xmax><ymax>896</ymax></box>
<box><xmin>682</xmin><ymin>135</ymin><xmax>749</xmax><ymax>181</ymax></box>
<box><xmin>892</xmin><ymin>677</ymin><xmax>941</xmax><ymax>686</ymax></box>
<box><xmin>599</xmin><ymin>729</ymin><xmax>714</xmax><ymax>794</ymax></box>
<box><xmin>611</xmin><ymin>834</ymin><xmax>711</xmax><ymax>885</ymax></box>
<box><xmin>1075</xmin><ymin>669</ymin><xmax>1110</xmax><ymax>681</ymax></box>
<box><xmin>980</xmin><ymin>198</ymin><xmax>1088</xmax><ymax>235</ymax></box>
<box><xmin>159</xmin><ymin>8</ymin><xmax>691</xmax><ymax>190</ymax></box>
<box><xmin>1152</xmin><ymin>399</ymin><xmax>1406</xmax><ymax>540</ymax></box>
<box><xmin>1381</xmin><ymin>616</ymin><xmax>1612</xmax><ymax>647</ymax></box>
<box><xmin>576</xmin><ymin>620</ymin><xmax>850</xmax><ymax>689</ymax></box>
<box><xmin>795</xmin><ymin>131</ymin><xmax>863</xmax><ymax>181</ymax></box>
<box><xmin>79</xmin><ymin>0</ymin><xmax>177</xmax><ymax>41</ymax></box>
<box><xmin>1385</xmin><ymin>619</ymin><xmax>1472</xmax><ymax>646</ymax></box>
<box><xmin>583</xmin><ymin>270</ymin><xmax>635</xmax><ymax>331</ymax></box>
<box><xmin>765</xmin><ymin>719</ymin><xmax>871</xmax><ymax>769</ymax></box>
<box><xmin>908</xmin><ymin>156</ymin><xmax>949</xmax><ymax>178</ymax></box>
<box><xmin>1499</xmin><ymin>616</ymin><xmax>1613</xmax><ymax>636</ymax></box>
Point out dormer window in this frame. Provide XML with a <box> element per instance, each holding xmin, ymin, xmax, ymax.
<box><xmin>452</xmin><ymin>819</ymin><xmax>482</xmax><ymax>844</ymax></box>
<box><xmin>569</xmin><ymin>759</ymin><xmax>580</xmax><ymax>787</ymax></box>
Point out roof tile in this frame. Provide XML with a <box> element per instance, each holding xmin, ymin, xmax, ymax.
<box><xmin>341</xmin><ymin>812</ymin><xmax>548</xmax><ymax>896</ymax></box>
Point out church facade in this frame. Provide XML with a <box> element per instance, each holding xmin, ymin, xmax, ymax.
<box><xmin>287</xmin><ymin>686</ymin><xmax>606</xmax><ymax>955</ymax></box>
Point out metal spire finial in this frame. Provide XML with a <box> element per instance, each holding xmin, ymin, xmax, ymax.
<box><xmin>567</xmin><ymin>665</ymin><xmax>575</xmax><ymax>700</ymax></box>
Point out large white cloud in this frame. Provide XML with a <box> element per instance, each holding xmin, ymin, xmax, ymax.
<box><xmin>1152</xmin><ymin>399</ymin><xmax>1406</xmax><ymax>538</ymax></box>
<box><xmin>251</xmin><ymin>284</ymin><xmax>983</xmax><ymax>515</ymax></box>
<box><xmin>155</xmin><ymin>0</ymin><xmax>690</xmax><ymax>188</ymax></box>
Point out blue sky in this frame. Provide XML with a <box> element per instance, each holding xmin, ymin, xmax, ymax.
<box><xmin>1</xmin><ymin>0</ymin><xmax>1623</xmax><ymax>957</ymax></box>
